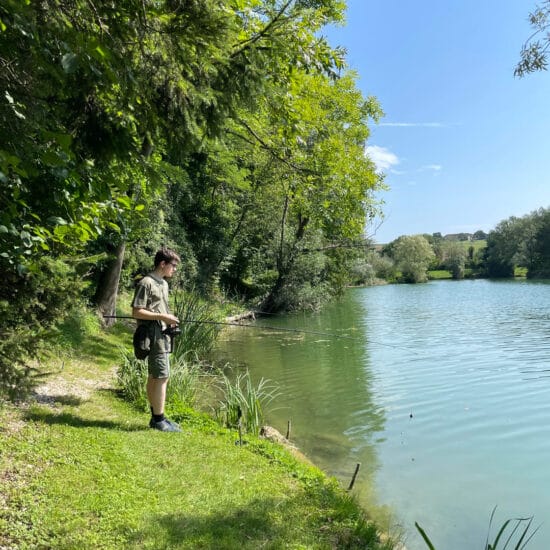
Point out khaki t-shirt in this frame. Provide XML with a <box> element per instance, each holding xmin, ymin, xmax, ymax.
<box><xmin>133</xmin><ymin>273</ymin><xmax>170</xmax><ymax>317</ymax></box>
<box><xmin>132</xmin><ymin>273</ymin><xmax>171</xmax><ymax>353</ymax></box>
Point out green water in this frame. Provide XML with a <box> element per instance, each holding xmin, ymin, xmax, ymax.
<box><xmin>215</xmin><ymin>279</ymin><xmax>550</xmax><ymax>550</ymax></box>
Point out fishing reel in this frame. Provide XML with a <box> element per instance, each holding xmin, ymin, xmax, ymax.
<box><xmin>162</xmin><ymin>325</ymin><xmax>181</xmax><ymax>354</ymax></box>
<box><xmin>163</xmin><ymin>325</ymin><xmax>181</xmax><ymax>337</ymax></box>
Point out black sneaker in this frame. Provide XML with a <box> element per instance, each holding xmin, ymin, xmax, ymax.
<box><xmin>149</xmin><ymin>418</ymin><xmax>182</xmax><ymax>432</ymax></box>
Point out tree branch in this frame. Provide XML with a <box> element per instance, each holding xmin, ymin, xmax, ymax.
<box><xmin>227</xmin><ymin>122</ymin><xmax>321</xmax><ymax>176</ymax></box>
<box><xmin>230</xmin><ymin>0</ymin><xmax>294</xmax><ymax>59</ymax></box>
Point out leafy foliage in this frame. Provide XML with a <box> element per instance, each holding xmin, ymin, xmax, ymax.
<box><xmin>442</xmin><ymin>240</ymin><xmax>467</xmax><ymax>279</ymax></box>
<box><xmin>484</xmin><ymin>208</ymin><xmax>550</xmax><ymax>278</ymax></box>
<box><xmin>2</xmin><ymin>0</ymin><xmax>384</xmax><ymax>397</ymax></box>
<box><xmin>0</xmin><ymin>257</ymin><xmax>84</xmax><ymax>398</ymax></box>
<box><xmin>390</xmin><ymin>235</ymin><xmax>435</xmax><ymax>283</ymax></box>
<box><xmin>515</xmin><ymin>1</ymin><xmax>550</xmax><ymax>76</ymax></box>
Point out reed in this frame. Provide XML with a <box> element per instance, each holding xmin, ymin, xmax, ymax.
<box><xmin>171</xmin><ymin>289</ymin><xmax>221</xmax><ymax>360</ymax></box>
<box><xmin>165</xmin><ymin>356</ymin><xmax>202</xmax><ymax>408</ymax></box>
<box><xmin>214</xmin><ymin>370</ymin><xmax>280</xmax><ymax>436</ymax></box>
<box><xmin>116</xmin><ymin>350</ymin><xmax>148</xmax><ymax>410</ymax></box>
<box><xmin>116</xmin><ymin>350</ymin><xmax>203</xmax><ymax>411</ymax></box>
<box><xmin>416</xmin><ymin>507</ymin><xmax>539</xmax><ymax>550</ymax></box>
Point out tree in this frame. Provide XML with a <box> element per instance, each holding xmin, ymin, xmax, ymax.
<box><xmin>529</xmin><ymin>208</ymin><xmax>550</xmax><ymax>277</ymax></box>
<box><xmin>442</xmin><ymin>241</ymin><xmax>467</xmax><ymax>280</ymax></box>
<box><xmin>234</xmin><ymin>71</ymin><xmax>383</xmax><ymax>310</ymax></box>
<box><xmin>0</xmin><ymin>0</ymin><xmax>355</xmax><ymax>395</ymax></box>
<box><xmin>484</xmin><ymin>209</ymin><xmax>549</xmax><ymax>278</ymax></box>
<box><xmin>484</xmin><ymin>217</ymin><xmax>522</xmax><ymax>277</ymax></box>
<box><xmin>391</xmin><ymin>235</ymin><xmax>435</xmax><ymax>283</ymax></box>
<box><xmin>515</xmin><ymin>1</ymin><xmax>550</xmax><ymax>76</ymax></box>
<box><xmin>473</xmin><ymin>230</ymin><xmax>487</xmax><ymax>240</ymax></box>
<box><xmin>170</xmin><ymin>63</ymin><xmax>384</xmax><ymax>310</ymax></box>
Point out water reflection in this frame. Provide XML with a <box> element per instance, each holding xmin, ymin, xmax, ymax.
<box><xmin>214</xmin><ymin>293</ymin><xmax>387</xmax><ymax>491</ymax></box>
<box><xmin>215</xmin><ymin>279</ymin><xmax>550</xmax><ymax>550</ymax></box>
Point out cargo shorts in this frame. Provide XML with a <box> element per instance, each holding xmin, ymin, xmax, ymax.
<box><xmin>148</xmin><ymin>323</ymin><xmax>171</xmax><ymax>379</ymax></box>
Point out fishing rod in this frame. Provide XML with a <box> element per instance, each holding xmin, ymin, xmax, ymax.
<box><xmin>103</xmin><ymin>315</ymin><xmax>357</xmax><ymax>340</ymax></box>
<box><xmin>102</xmin><ymin>315</ymin><xmax>416</xmax><ymax>352</ymax></box>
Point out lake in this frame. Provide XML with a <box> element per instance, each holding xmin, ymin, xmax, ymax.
<box><xmin>214</xmin><ymin>279</ymin><xmax>550</xmax><ymax>550</ymax></box>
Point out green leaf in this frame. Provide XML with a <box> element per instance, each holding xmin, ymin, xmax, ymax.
<box><xmin>61</xmin><ymin>53</ymin><xmax>78</xmax><ymax>73</ymax></box>
<box><xmin>47</xmin><ymin>216</ymin><xmax>67</xmax><ymax>226</ymax></box>
<box><xmin>116</xmin><ymin>196</ymin><xmax>132</xmax><ymax>209</ymax></box>
<box><xmin>106</xmin><ymin>222</ymin><xmax>121</xmax><ymax>232</ymax></box>
<box><xmin>415</xmin><ymin>522</ymin><xmax>436</xmax><ymax>550</ymax></box>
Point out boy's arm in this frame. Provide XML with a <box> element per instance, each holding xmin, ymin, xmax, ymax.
<box><xmin>132</xmin><ymin>307</ymin><xmax>179</xmax><ymax>325</ymax></box>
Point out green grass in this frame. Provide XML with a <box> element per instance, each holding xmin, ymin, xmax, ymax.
<box><xmin>428</xmin><ymin>270</ymin><xmax>452</xmax><ymax>279</ymax></box>
<box><xmin>0</xmin><ymin>317</ymin><xmax>395</xmax><ymax>550</ymax></box>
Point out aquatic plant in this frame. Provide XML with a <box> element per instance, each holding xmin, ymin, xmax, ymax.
<box><xmin>214</xmin><ymin>370</ymin><xmax>280</xmax><ymax>436</ymax></box>
<box><xmin>416</xmin><ymin>506</ymin><xmax>539</xmax><ymax>549</ymax></box>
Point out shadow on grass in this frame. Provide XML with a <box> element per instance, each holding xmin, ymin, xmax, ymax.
<box><xmin>78</xmin><ymin>333</ymin><xmax>128</xmax><ymax>363</ymax></box>
<box><xmin>24</xmin><ymin>408</ymin><xmax>145</xmax><ymax>432</ymax></box>
<box><xmin>129</xmin><ymin>497</ymin><xmax>306</xmax><ymax>548</ymax></box>
<box><xmin>33</xmin><ymin>393</ymin><xmax>85</xmax><ymax>407</ymax></box>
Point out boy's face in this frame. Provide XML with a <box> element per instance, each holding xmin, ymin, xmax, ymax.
<box><xmin>160</xmin><ymin>260</ymin><xmax>178</xmax><ymax>279</ymax></box>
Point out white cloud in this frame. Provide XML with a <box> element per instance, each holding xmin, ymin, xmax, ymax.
<box><xmin>419</xmin><ymin>164</ymin><xmax>442</xmax><ymax>173</ymax></box>
<box><xmin>365</xmin><ymin>145</ymin><xmax>399</xmax><ymax>173</ymax></box>
<box><xmin>378</xmin><ymin>122</ymin><xmax>446</xmax><ymax>128</ymax></box>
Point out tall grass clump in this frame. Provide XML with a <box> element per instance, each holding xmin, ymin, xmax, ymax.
<box><xmin>214</xmin><ymin>370</ymin><xmax>280</xmax><ymax>436</ymax></box>
<box><xmin>416</xmin><ymin>506</ymin><xmax>539</xmax><ymax>549</ymax></box>
<box><xmin>116</xmin><ymin>350</ymin><xmax>204</xmax><ymax>412</ymax></box>
<box><xmin>116</xmin><ymin>351</ymin><xmax>148</xmax><ymax>411</ymax></box>
<box><xmin>171</xmin><ymin>289</ymin><xmax>221</xmax><ymax>360</ymax></box>
<box><xmin>165</xmin><ymin>357</ymin><xmax>203</xmax><ymax>409</ymax></box>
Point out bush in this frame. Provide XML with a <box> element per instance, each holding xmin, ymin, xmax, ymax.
<box><xmin>0</xmin><ymin>257</ymin><xmax>85</xmax><ymax>399</ymax></box>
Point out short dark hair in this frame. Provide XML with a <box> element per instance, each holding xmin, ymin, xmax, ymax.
<box><xmin>154</xmin><ymin>247</ymin><xmax>180</xmax><ymax>267</ymax></box>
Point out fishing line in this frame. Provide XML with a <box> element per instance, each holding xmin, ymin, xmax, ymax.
<box><xmin>103</xmin><ymin>315</ymin><xmax>417</xmax><ymax>353</ymax></box>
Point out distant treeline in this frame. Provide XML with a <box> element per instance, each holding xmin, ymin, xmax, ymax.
<box><xmin>352</xmin><ymin>207</ymin><xmax>550</xmax><ymax>285</ymax></box>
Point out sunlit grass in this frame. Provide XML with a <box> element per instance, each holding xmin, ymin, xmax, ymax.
<box><xmin>1</xmin><ymin>304</ymin><xmax>396</xmax><ymax>549</ymax></box>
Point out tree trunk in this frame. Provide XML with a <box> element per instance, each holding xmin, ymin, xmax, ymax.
<box><xmin>260</xmin><ymin>272</ymin><xmax>287</xmax><ymax>313</ymax></box>
<box><xmin>95</xmin><ymin>242</ymin><xmax>126</xmax><ymax>327</ymax></box>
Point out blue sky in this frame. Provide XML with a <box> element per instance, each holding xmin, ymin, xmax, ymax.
<box><xmin>324</xmin><ymin>1</ymin><xmax>550</xmax><ymax>244</ymax></box>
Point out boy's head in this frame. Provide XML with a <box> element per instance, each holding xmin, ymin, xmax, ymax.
<box><xmin>154</xmin><ymin>247</ymin><xmax>181</xmax><ymax>268</ymax></box>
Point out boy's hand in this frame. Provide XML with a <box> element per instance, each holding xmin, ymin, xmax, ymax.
<box><xmin>161</xmin><ymin>313</ymin><xmax>179</xmax><ymax>325</ymax></box>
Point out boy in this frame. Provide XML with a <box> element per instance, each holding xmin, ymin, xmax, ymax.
<box><xmin>132</xmin><ymin>247</ymin><xmax>181</xmax><ymax>432</ymax></box>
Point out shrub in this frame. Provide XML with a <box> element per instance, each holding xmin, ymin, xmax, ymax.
<box><xmin>0</xmin><ymin>257</ymin><xmax>85</xmax><ymax>399</ymax></box>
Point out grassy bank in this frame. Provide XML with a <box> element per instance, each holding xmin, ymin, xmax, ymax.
<box><xmin>0</xmin><ymin>315</ymin><xmax>396</xmax><ymax>549</ymax></box>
